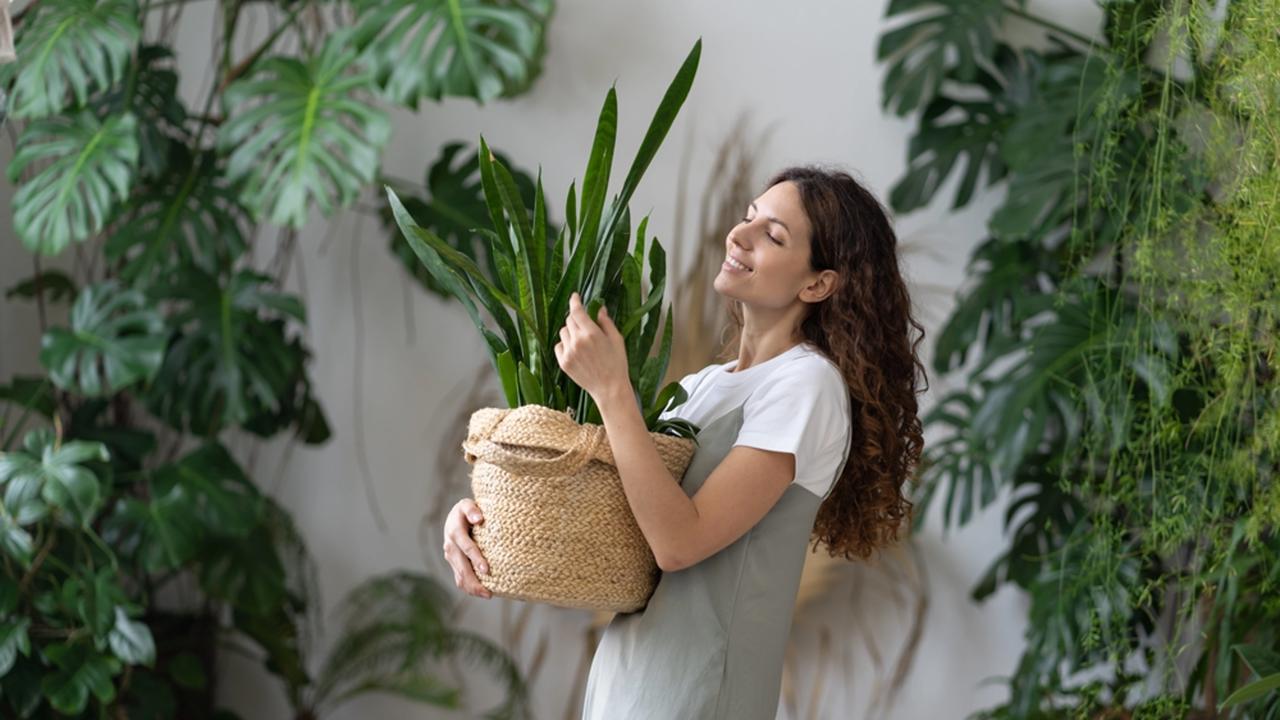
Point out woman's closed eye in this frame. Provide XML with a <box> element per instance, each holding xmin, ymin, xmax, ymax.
<box><xmin>739</xmin><ymin>216</ymin><xmax>781</xmax><ymax>244</ymax></box>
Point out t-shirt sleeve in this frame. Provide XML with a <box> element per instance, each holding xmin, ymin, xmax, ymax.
<box><xmin>733</xmin><ymin>361</ymin><xmax>850</xmax><ymax>497</ymax></box>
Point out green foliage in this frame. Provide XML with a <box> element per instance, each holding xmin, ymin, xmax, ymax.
<box><xmin>880</xmin><ymin>0</ymin><xmax>1280</xmax><ymax>715</ymax></box>
<box><xmin>39</xmin><ymin>280</ymin><xmax>165</xmax><ymax>397</ymax></box>
<box><xmin>388</xmin><ymin>39</ymin><xmax>703</xmax><ymax>438</ymax></box>
<box><xmin>0</xmin><ymin>0</ymin><xmax>140</xmax><ymax>120</ymax></box>
<box><xmin>382</xmin><ymin>140</ymin><xmax>551</xmax><ymax>301</ymax></box>
<box><xmin>302</xmin><ymin>571</ymin><xmax>528</xmax><ymax>719</ymax></box>
<box><xmin>7</xmin><ymin>110</ymin><xmax>140</xmax><ymax>254</ymax></box>
<box><xmin>350</xmin><ymin>0</ymin><xmax>553</xmax><ymax>106</ymax></box>
<box><xmin>218</xmin><ymin>34</ymin><xmax>391</xmax><ymax>228</ymax></box>
<box><xmin>1</xmin><ymin>0</ymin><xmax>550</xmax><ymax>713</ymax></box>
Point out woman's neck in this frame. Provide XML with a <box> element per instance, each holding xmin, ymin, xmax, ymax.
<box><xmin>730</xmin><ymin>333</ymin><xmax>805</xmax><ymax>373</ymax></box>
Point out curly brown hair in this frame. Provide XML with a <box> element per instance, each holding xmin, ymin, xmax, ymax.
<box><xmin>719</xmin><ymin>165</ymin><xmax>929</xmax><ymax>560</ymax></box>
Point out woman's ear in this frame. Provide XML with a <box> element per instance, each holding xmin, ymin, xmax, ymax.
<box><xmin>803</xmin><ymin>269</ymin><xmax>840</xmax><ymax>303</ymax></box>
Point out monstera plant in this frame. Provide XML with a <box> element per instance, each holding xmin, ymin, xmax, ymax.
<box><xmin>0</xmin><ymin>0</ymin><xmax>552</xmax><ymax>715</ymax></box>
<box><xmin>878</xmin><ymin>0</ymin><xmax>1278</xmax><ymax>717</ymax></box>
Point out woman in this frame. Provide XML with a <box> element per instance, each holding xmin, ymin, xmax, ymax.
<box><xmin>442</xmin><ymin>165</ymin><xmax>928</xmax><ymax>718</ymax></box>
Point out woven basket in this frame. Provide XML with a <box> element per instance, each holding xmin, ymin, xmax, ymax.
<box><xmin>461</xmin><ymin>404</ymin><xmax>698</xmax><ymax>612</ymax></box>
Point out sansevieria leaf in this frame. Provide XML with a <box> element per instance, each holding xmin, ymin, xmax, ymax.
<box><xmin>350</xmin><ymin>0</ymin><xmax>553</xmax><ymax>106</ymax></box>
<box><xmin>218</xmin><ymin>33</ymin><xmax>390</xmax><ymax>228</ymax></box>
<box><xmin>7</xmin><ymin>111</ymin><xmax>140</xmax><ymax>255</ymax></box>
<box><xmin>39</xmin><ymin>280</ymin><xmax>165</xmax><ymax>397</ymax></box>
<box><xmin>0</xmin><ymin>0</ymin><xmax>140</xmax><ymax>119</ymax></box>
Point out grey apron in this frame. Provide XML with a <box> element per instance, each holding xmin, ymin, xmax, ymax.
<box><xmin>581</xmin><ymin>375</ymin><xmax>852</xmax><ymax>719</ymax></box>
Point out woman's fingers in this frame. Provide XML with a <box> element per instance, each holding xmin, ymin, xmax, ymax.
<box><xmin>443</xmin><ymin>499</ymin><xmax>491</xmax><ymax>599</ymax></box>
<box><xmin>444</xmin><ymin>540</ymin><xmax>492</xmax><ymax>598</ymax></box>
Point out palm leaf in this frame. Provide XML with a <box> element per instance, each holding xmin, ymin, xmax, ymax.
<box><xmin>349</xmin><ymin>0</ymin><xmax>553</xmax><ymax>106</ymax></box>
<box><xmin>218</xmin><ymin>33</ymin><xmax>390</xmax><ymax>228</ymax></box>
<box><xmin>0</xmin><ymin>0</ymin><xmax>139</xmax><ymax>119</ymax></box>
<box><xmin>7</xmin><ymin>111</ymin><xmax>140</xmax><ymax>255</ymax></box>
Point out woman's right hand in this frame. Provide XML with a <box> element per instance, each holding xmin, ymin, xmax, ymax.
<box><xmin>443</xmin><ymin>498</ymin><xmax>492</xmax><ymax>599</ymax></box>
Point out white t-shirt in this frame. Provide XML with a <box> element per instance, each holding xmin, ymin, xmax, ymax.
<box><xmin>657</xmin><ymin>342</ymin><xmax>852</xmax><ymax>499</ymax></box>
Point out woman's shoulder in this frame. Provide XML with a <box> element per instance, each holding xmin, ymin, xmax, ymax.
<box><xmin>777</xmin><ymin>345</ymin><xmax>845</xmax><ymax>386</ymax></box>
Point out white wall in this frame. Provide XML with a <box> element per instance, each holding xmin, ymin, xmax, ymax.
<box><xmin>0</xmin><ymin>1</ymin><xmax>1105</xmax><ymax>717</ymax></box>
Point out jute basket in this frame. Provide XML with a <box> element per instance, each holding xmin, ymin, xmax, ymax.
<box><xmin>461</xmin><ymin>404</ymin><xmax>698</xmax><ymax>612</ymax></box>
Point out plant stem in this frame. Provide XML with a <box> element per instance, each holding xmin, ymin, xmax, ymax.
<box><xmin>216</xmin><ymin>2</ymin><xmax>308</xmax><ymax>96</ymax></box>
<box><xmin>1003</xmin><ymin>2</ymin><xmax>1101</xmax><ymax>50</ymax></box>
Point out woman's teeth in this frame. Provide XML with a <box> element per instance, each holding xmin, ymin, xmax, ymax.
<box><xmin>725</xmin><ymin>256</ymin><xmax>751</xmax><ymax>272</ymax></box>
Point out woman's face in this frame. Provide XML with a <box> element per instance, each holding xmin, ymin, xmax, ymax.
<box><xmin>715</xmin><ymin>180</ymin><xmax>827</xmax><ymax>310</ymax></box>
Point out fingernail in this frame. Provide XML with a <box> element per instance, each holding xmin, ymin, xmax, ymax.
<box><xmin>469</xmin><ymin>513</ymin><xmax>481</xmax><ymax>522</ymax></box>
<box><xmin>480</xmin><ymin>564</ymin><xmax>489</xmax><ymax>574</ymax></box>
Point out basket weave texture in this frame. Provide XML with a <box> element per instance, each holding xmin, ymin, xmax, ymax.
<box><xmin>461</xmin><ymin>404</ymin><xmax>698</xmax><ymax>612</ymax></box>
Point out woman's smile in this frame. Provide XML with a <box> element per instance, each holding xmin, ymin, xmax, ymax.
<box><xmin>722</xmin><ymin>255</ymin><xmax>753</xmax><ymax>274</ymax></box>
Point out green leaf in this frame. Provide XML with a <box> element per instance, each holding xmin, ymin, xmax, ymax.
<box><xmin>515</xmin><ymin>362</ymin><xmax>543</xmax><ymax>406</ymax></box>
<box><xmin>0</xmin><ymin>376</ymin><xmax>57</xmax><ymax>419</ymax></box>
<box><xmin>5</xmin><ymin>270</ymin><xmax>78</xmax><ymax>304</ymax></box>
<box><xmin>146</xmin><ymin>267</ymin><xmax>307</xmax><ymax>435</ymax></box>
<box><xmin>108</xmin><ymin>606</ymin><xmax>156</xmax><ymax>666</ymax></box>
<box><xmin>350</xmin><ymin>0</ymin><xmax>553</xmax><ymax>106</ymax></box>
<box><xmin>0</xmin><ymin>618</ymin><xmax>31</xmax><ymax>677</ymax></box>
<box><xmin>380</xmin><ymin>141</ymin><xmax>548</xmax><ymax>303</ymax></box>
<box><xmin>312</xmin><ymin>572</ymin><xmax>524</xmax><ymax>716</ymax></box>
<box><xmin>7</xmin><ymin>111</ymin><xmax>140</xmax><ymax>255</ymax></box>
<box><xmin>167</xmin><ymin>653</ymin><xmax>207</xmax><ymax>690</ymax></box>
<box><xmin>0</xmin><ymin>0</ymin><xmax>140</xmax><ymax>119</ymax></box>
<box><xmin>39</xmin><ymin>280</ymin><xmax>166</xmax><ymax>397</ymax></box>
<box><xmin>105</xmin><ymin>148</ymin><xmax>250</xmax><ymax>282</ymax></box>
<box><xmin>0</xmin><ymin>428</ymin><xmax>108</xmax><ymax>527</ymax></box>
<box><xmin>92</xmin><ymin>44</ymin><xmax>189</xmax><ymax>179</ymax></box>
<box><xmin>218</xmin><ymin>33</ymin><xmax>390</xmax><ymax>228</ymax></box>
<box><xmin>388</xmin><ymin>187</ymin><xmax>516</xmax><ymax>385</ymax></box>
<box><xmin>0</xmin><ymin>512</ymin><xmax>34</xmax><ymax>566</ymax></box>
<box><xmin>40</xmin><ymin>642</ymin><xmax>122</xmax><ymax>715</ymax></box>
<box><xmin>1221</xmin><ymin>672</ymin><xmax>1280</xmax><ymax>709</ymax></box>
<box><xmin>876</xmin><ymin>0</ymin><xmax>1007</xmax><ymax>117</ymax></box>
<box><xmin>891</xmin><ymin>93</ymin><xmax>1007</xmax><ymax>213</ymax></box>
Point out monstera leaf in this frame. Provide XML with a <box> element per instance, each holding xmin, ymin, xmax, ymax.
<box><xmin>218</xmin><ymin>34</ymin><xmax>390</xmax><ymax>228</ymax></box>
<box><xmin>7</xmin><ymin>111</ymin><xmax>140</xmax><ymax>255</ymax></box>
<box><xmin>989</xmin><ymin>51</ymin><xmax>1141</xmax><ymax>242</ymax></box>
<box><xmin>931</xmin><ymin>237</ymin><xmax>1045</xmax><ymax>373</ymax></box>
<box><xmin>105</xmin><ymin>148</ymin><xmax>250</xmax><ymax>282</ymax></box>
<box><xmin>381</xmin><ymin>141</ymin><xmax>546</xmax><ymax>299</ymax></box>
<box><xmin>888</xmin><ymin>45</ymin><xmax>1023</xmax><ymax>214</ymax></box>
<box><xmin>104</xmin><ymin>443</ymin><xmax>263</xmax><ymax>572</ymax></box>
<box><xmin>876</xmin><ymin>0</ymin><xmax>1010</xmax><ymax>117</ymax></box>
<box><xmin>350</xmin><ymin>0</ymin><xmax>553</xmax><ymax>106</ymax></box>
<box><xmin>145</xmin><ymin>267</ymin><xmax>307</xmax><ymax>435</ymax></box>
<box><xmin>92</xmin><ymin>45</ymin><xmax>189</xmax><ymax>179</ymax></box>
<box><xmin>39</xmin><ymin>281</ymin><xmax>165</xmax><ymax>397</ymax></box>
<box><xmin>0</xmin><ymin>0</ymin><xmax>140</xmax><ymax>119</ymax></box>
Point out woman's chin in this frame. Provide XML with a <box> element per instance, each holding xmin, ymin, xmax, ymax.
<box><xmin>712</xmin><ymin>273</ymin><xmax>744</xmax><ymax>299</ymax></box>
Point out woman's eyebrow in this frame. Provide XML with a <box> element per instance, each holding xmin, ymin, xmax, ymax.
<box><xmin>749</xmin><ymin>201</ymin><xmax>790</xmax><ymax>234</ymax></box>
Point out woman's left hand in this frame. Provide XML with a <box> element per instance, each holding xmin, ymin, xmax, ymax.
<box><xmin>555</xmin><ymin>292</ymin><xmax>630</xmax><ymax>402</ymax></box>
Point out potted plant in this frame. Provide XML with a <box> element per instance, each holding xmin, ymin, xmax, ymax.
<box><xmin>386</xmin><ymin>39</ymin><xmax>706</xmax><ymax>612</ymax></box>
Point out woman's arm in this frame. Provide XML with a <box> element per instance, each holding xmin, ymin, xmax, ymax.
<box><xmin>595</xmin><ymin>385</ymin><xmax>796</xmax><ymax>572</ymax></box>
